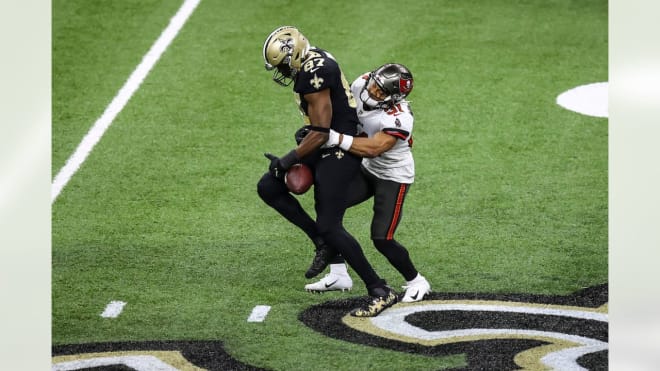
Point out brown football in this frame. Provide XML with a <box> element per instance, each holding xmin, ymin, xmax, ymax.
<box><xmin>285</xmin><ymin>164</ymin><xmax>313</xmax><ymax>195</ymax></box>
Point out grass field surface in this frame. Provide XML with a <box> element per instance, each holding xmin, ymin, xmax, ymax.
<box><xmin>52</xmin><ymin>0</ymin><xmax>607</xmax><ymax>369</ymax></box>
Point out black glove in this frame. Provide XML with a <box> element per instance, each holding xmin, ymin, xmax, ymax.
<box><xmin>294</xmin><ymin>125</ymin><xmax>311</xmax><ymax>145</ymax></box>
<box><xmin>264</xmin><ymin>150</ymin><xmax>299</xmax><ymax>180</ymax></box>
<box><xmin>264</xmin><ymin>153</ymin><xmax>286</xmax><ymax>180</ymax></box>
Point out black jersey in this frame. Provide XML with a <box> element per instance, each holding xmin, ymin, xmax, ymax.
<box><xmin>293</xmin><ymin>48</ymin><xmax>360</xmax><ymax>136</ymax></box>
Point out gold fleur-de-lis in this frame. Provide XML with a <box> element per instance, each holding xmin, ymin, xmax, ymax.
<box><xmin>310</xmin><ymin>73</ymin><xmax>324</xmax><ymax>89</ymax></box>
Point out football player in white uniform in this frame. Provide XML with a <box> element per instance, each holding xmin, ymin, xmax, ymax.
<box><xmin>317</xmin><ymin>63</ymin><xmax>431</xmax><ymax>303</ymax></box>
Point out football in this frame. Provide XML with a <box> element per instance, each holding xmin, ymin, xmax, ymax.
<box><xmin>285</xmin><ymin>163</ymin><xmax>313</xmax><ymax>195</ymax></box>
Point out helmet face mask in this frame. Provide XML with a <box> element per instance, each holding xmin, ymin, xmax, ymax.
<box><xmin>360</xmin><ymin>63</ymin><xmax>414</xmax><ymax>109</ymax></box>
<box><xmin>263</xmin><ymin>26</ymin><xmax>310</xmax><ymax>86</ymax></box>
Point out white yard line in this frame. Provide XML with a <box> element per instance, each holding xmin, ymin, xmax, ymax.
<box><xmin>51</xmin><ymin>0</ymin><xmax>201</xmax><ymax>203</ymax></box>
<box><xmin>247</xmin><ymin>305</ymin><xmax>271</xmax><ymax>322</ymax></box>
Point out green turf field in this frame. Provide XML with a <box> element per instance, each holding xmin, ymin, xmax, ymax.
<box><xmin>52</xmin><ymin>0</ymin><xmax>608</xmax><ymax>369</ymax></box>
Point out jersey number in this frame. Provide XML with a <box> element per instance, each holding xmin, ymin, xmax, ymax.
<box><xmin>386</xmin><ymin>104</ymin><xmax>405</xmax><ymax>116</ymax></box>
<box><xmin>303</xmin><ymin>58</ymin><xmax>325</xmax><ymax>72</ymax></box>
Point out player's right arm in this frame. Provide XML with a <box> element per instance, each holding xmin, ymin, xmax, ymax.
<box><xmin>327</xmin><ymin>107</ymin><xmax>412</xmax><ymax>156</ymax></box>
<box><xmin>340</xmin><ymin>131</ymin><xmax>396</xmax><ymax>158</ymax></box>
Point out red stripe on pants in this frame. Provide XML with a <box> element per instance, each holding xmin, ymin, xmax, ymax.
<box><xmin>386</xmin><ymin>184</ymin><xmax>407</xmax><ymax>240</ymax></box>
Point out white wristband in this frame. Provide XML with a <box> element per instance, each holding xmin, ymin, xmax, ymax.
<box><xmin>324</xmin><ymin>129</ymin><xmax>340</xmax><ymax>148</ymax></box>
<box><xmin>339</xmin><ymin>134</ymin><xmax>353</xmax><ymax>151</ymax></box>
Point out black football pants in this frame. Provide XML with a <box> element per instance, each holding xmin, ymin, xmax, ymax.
<box><xmin>345</xmin><ymin>166</ymin><xmax>419</xmax><ymax>281</ymax></box>
<box><xmin>257</xmin><ymin>148</ymin><xmax>386</xmax><ymax>292</ymax></box>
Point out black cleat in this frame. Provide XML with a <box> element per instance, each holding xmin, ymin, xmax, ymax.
<box><xmin>350</xmin><ymin>287</ymin><xmax>398</xmax><ymax>317</ymax></box>
<box><xmin>305</xmin><ymin>245</ymin><xmax>334</xmax><ymax>279</ymax></box>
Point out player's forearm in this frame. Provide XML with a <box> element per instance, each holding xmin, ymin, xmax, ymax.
<box><xmin>338</xmin><ymin>136</ymin><xmax>376</xmax><ymax>157</ymax></box>
<box><xmin>296</xmin><ymin>130</ymin><xmax>328</xmax><ymax>157</ymax></box>
<box><xmin>338</xmin><ymin>132</ymin><xmax>394</xmax><ymax>158</ymax></box>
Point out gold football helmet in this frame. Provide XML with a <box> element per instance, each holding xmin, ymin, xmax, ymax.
<box><xmin>262</xmin><ymin>26</ymin><xmax>310</xmax><ymax>86</ymax></box>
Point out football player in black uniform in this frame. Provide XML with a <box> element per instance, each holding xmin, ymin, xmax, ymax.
<box><xmin>257</xmin><ymin>26</ymin><xmax>396</xmax><ymax>317</ymax></box>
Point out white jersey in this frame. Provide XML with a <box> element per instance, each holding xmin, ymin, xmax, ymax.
<box><xmin>351</xmin><ymin>74</ymin><xmax>415</xmax><ymax>184</ymax></box>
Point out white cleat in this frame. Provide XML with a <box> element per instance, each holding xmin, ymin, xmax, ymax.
<box><xmin>401</xmin><ymin>274</ymin><xmax>431</xmax><ymax>302</ymax></box>
<box><xmin>305</xmin><ymin>273</ymin><xmax>352</xmax><ymax>293</ymax></box>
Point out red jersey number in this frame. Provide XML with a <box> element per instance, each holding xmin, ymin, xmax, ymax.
<box><xmin>385</xmin><ymin>104</ymin><xmax>404</xmax><ymax>116</ymax></box>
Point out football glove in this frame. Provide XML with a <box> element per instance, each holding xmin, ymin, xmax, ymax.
<box><xmin>264</xmin><ymin>150</ymin><xmax>299</xmax><ymax>180</ymax></box>
<box><xmin>264</xmin><ymin>153</ymin><xmax>286</xmax><ymax>180</ymax></box>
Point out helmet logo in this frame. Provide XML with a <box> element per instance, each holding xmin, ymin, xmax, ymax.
<box><xmin>399</xmin><ymin>78</ymin><xmax>413</xmax><ymax>94</ymax></box>
<box><xmin>281</xmin><ymin>39</ymin><xmax>293</xmax><ymax>53</ymax></box>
